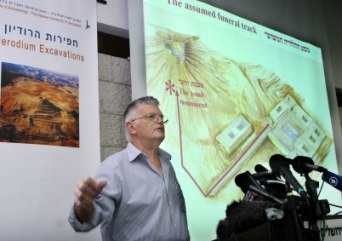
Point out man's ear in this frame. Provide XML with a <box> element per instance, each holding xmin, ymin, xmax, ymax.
<box><xmin>125</xmin><ymin>121</ymin><xmax>137</xmax><ymax>135</ymax></box>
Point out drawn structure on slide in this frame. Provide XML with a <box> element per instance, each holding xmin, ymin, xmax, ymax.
<box><xmin>146</xmin><ymin>27</ymin><xmax>332</xmax><ymax>197</ymax></box>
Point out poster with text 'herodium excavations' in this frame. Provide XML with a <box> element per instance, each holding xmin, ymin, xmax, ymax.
<box><xmin>0</xmin><ymin>1</ymin><xmax>101</xmax><ymax>241</ymax></box>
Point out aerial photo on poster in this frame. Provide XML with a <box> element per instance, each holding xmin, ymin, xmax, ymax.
<box><xmin>0</xmin><ymin>62</ymin><xmax>79</xmax><ymax>147</ymax></box>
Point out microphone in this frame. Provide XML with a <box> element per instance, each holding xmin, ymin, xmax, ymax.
<box><xmin>284</xmin><ymin>155</ymin><xmax>342</xmax><ymax>192</ymax></box>
<box><xmin>292</xmin><ymin>156</ymin><xmax>327</xmax><ymax>174</ymax></box>
<box><xmin>235</xmin><ymin>171</ymin><xmax>263</xmax><ymax>193</ymax></box>
<box><xmin>255</xmin><ymin>164</ymin><xmax>268</xmax><ymax>173</ymax></box>
<box><xmin>322</xmin><ymin>170</ymin><xmax>342</xmax><ymax>192</ymax></box>
<box><xmin>252</xmin><ymin>164</ymin><xmax>287</xmax><ymax>199</ymax></box>
<box><xmin>269</xmin><ymin>154</ymin><xmax>308</xmax><ymax>198</ymax></box>
<box><xmin>252</xmin><ymin>164</ymin><xmax>278</xmax><ymax>180</ymax></box>
<box><xmin>235</xmin><ymin>171</ymin><xmax>285</xmax><ymax>204</ymax></box>
<box><xmin>247</xmin><ymin>185</ymin><xmax>285</xmax><ymax>204</ymax></box>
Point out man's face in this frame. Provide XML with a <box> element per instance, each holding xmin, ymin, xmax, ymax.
<box><xmin>129</xmin><ymin>103</ymin><xmax>166</xmax><ymax>143</ymax></box>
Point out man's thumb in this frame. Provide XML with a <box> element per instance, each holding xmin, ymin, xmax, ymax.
<box><xmin>95</xmin><ymin>181</ymin><xmax>107</xmax><ymax>192</ymax></box>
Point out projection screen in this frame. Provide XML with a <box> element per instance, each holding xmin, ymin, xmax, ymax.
<box><xmin>129</xmin><ymin>0</ymin><xmax>341</xmax><ymax>240</ymax></box>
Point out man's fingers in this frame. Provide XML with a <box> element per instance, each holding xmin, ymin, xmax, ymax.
<box><xmin>73</xmin><ymin>176</ymin><xmax>106</xmax><ymax>223</ymax></box>
<box><xmin>83</xmin><ymin>176</ymin><xmax>97</xmax><ymax>189</ymax></box>
<box><xmin>75</xmin><ymin>186</ymin><xmax>92</xmax><ymax>203</ymax></box>
<box><xmin>76</xmin><ymin>177</ymin><xmax>106</xmax><ymax>201</ymax></box>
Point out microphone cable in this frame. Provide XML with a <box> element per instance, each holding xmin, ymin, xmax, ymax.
<box><xmin>318</xmin><ymin>178</ymin><xmax>324</xmax><ymax>197</ymax></box>
<box><xmin>330</xmin><ymin>203</ymin><xmax>342</xmax><ymax>210</ymax></box>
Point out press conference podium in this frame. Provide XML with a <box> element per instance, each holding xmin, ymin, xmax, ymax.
<box><xmin>222</xmin><ymin>215</ymin><xmax>342</xmax><ymax>241</ymax></box>
<box><xmin>223</xmin><ymin>214</ymin><xmax>296</xmax><ymax>241</ymax></box>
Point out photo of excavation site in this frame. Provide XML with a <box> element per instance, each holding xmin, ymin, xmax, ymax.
<box><xmin>0</xmin><ymin>62</ymin><xmax>79</xmax><ymax>147</ymax></box>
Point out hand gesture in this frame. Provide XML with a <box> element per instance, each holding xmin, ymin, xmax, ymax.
<box><xmin>74</xmin><ymin>176</ymin><xmax>107</xmax><ymax>222</ymax></box>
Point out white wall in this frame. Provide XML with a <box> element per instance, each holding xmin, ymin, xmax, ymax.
<box><xmin>322</xmin><ymin>1</ymin><xmax>342</xmax><ymax>90</ymax></box>
<box><xmin>97</xmin><ymin>0</ymin><xmax>129</xmax><ymax>38</ymax></box>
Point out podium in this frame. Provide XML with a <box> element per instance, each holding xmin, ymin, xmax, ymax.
<box><xmin>220</xmin><ymin>215</ymin><xmax>342</xmax><ymax>241</ymax></box>
<box><xmin>304</xmin><ymin>215</ymin><xmax>342</xmax><ymax>241</ymax></box>
<box><xmin>223</xmin><ymin>214</ymin><xmax>296</xmax><ymax>241</ymax></box>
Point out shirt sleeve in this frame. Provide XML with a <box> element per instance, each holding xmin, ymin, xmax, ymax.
<box><xmin>68</xmin><ymin>154</ymin><xmax>123</xmax><ymax>232</ymax></box>
<box><xmin>68</xmin><ymin>203</ymin><xmax>102</xmax><ymax>232</ymax></box>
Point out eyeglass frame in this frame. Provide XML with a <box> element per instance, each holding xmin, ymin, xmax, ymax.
<box><xmin>129</xmin><ymin>113</ymin><xmax>169</xmax><ymax>124</ymax></box>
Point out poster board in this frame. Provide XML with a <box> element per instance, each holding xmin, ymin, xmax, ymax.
<box><xmin>0</xmin><ymin>0</ymin><xmax>101</xmax><ymax>240</ymax></box>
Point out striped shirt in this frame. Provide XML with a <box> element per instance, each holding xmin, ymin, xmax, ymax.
<box><xmin>68</xmin><ymin>142</ymin><xmax>190</xmax><ymax>241</ymax></box>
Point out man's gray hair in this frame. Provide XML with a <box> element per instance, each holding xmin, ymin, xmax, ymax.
<box><xmin>123</xmin><ymin>96</ymin><xmax>160</xmax><ymax>123</ymax></box>
<box><xmin>123</xmin><ymin>96</ymin><xmax>160</xmax><ymax>141</ymax></box>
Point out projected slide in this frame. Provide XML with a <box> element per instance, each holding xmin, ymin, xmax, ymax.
<box><xmin>142</xmin><ymin>0</ymin><xmax>337</xmax><ymax>239</ymax></box>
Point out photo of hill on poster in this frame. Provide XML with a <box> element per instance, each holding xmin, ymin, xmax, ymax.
<box><xmin>0</xmin><ymin>62</ymin><xmax>79</xmax><ymax>147</ymax></box>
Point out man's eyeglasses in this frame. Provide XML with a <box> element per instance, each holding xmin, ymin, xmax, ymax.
<box><xmin>130</xmin><ymin>113</ymin><xmax>169</xmax><ymax>124</ymax></box>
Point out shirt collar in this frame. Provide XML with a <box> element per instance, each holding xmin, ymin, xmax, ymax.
<box><xmin>126</xmin><ymin>142</ymin><xmax>142</xmax><ymax>162</ymax></box>
<box><xmin>126</xmin><ymin>142</ymin><xmax>172</xmax><ymax>162</ymax></box>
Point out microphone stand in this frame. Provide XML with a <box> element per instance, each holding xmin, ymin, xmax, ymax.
<box><xmin>284</xmin><ymin>181</ymin><xmax>304</xmax><ymax>241</ymax></box>
<box><xmin>303</xmin><ymin>173</ymin><xmax>321</xmax><ymax>241</ymax></box>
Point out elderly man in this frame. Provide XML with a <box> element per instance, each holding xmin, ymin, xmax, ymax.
<box><xmin>68</xmin><ymin>96</ymin><xmax>190</xmax><ymax>241</ymax></box>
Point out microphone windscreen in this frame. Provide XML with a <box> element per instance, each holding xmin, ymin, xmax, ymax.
<box><xmin>235</xmin><ymin>172</ymin><xmax>250</xmax><ymax>193</ymax></box>
<box><xmin>255</xmin><ymin>164</ymin><xmax>269</xmax><ymax>173</ymax></box>
<box><xmin>322</xmin><ymin>170</ymin><xmax>342</xmax><ymax>192</ymax></box>
<box><xmin>292</xmin><ymin>156</ymin><xmax>314</xmax><ymax>174</ymax></box>
<box><xmin>222</xmin><ymin>200</ymin><xmax>273</xmax><ymax>233</ymax></box>
<box><xmin>269</xmin><ymin>154</ymin><xmax>291</xmax><ymax>176</ymax></box>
